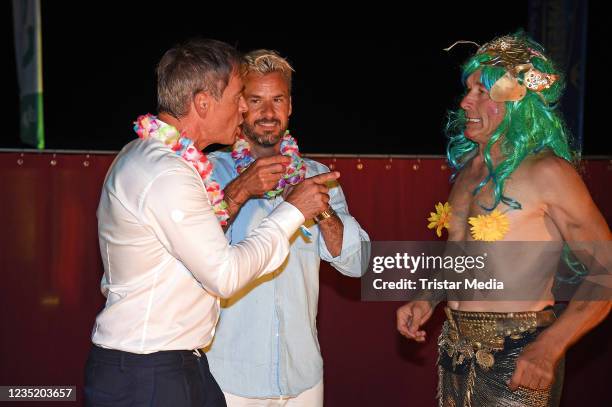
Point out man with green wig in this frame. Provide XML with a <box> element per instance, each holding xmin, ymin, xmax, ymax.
<box><xmin>396</xmin><ymin>33</ymin><xmax>611</xmax><ymax>406</ymax></box>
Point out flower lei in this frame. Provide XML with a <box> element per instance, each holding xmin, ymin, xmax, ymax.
<box><xmin>427</xmin><ymin>202</ymin><xmax>510</xmax><ymax>241</ymax></box>
<box><xmin>231</xmin><ymin>130</ymin><xmax>307</xmax><ymax>198</ymax></box>
<box><xmin>133</xmin><ymin>114</ymin><xmax>229</xmax><ymax>226</ymax></box>
<box><xmin>231</xmin><ymin>130</ymin><xmax>313</xmax><ymax>238</ymax></box>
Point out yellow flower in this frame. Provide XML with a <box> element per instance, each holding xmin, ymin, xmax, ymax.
<box><xmin>427</xmin><ymin>202</ymin><xmax>452</xmax><ymax>238</ymax></box>
<box><xmin>468</xmin><ymin>209</ymin><xmax>510</xmax><ymax>241</ymax></box>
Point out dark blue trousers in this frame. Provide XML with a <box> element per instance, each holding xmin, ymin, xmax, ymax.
<box><xmin>85</xmin><ymin>345</ymin><xmax>226</xmax><ymax>406</ymax></box>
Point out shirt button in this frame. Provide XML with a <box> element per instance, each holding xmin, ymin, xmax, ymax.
<box><xmin>171</xmin><ymin>209</ymin><xmax>185</xmax><ymax>222</ymax></box>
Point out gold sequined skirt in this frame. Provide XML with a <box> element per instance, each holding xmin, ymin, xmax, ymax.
<box><xmin>437</xmin><ymin>307</ymin><xmax>564</xmax><ymax>407</ymax></box>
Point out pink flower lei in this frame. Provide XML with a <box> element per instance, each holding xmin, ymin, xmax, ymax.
<box><xmin>133</xmin><ymin>114</ymin><xmax>229</xmax><ymax>226</ymax></box>
<box><xmin>231</xmin><ymin>130</ymin><xmax>307</xmax><ymax>198</ymax></box>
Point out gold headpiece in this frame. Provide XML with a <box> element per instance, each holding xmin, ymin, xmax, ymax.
<box><xmin>446</xmin><ymin>35</ymin><xmax>559</xmax><ymax>102</ymax></box>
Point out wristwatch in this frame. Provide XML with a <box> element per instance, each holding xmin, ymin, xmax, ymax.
<box><xmin>314</xmin><ymin>207</ymin><xmax>336</xmax><ymax>223</ymax></box>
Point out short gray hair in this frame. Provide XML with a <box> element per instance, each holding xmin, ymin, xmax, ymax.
<box><xmin>156</xmin><ymin>38</ymin><xmax>242</xmax><ymax>118</ymax></box>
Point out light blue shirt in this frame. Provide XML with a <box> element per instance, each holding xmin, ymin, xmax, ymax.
<box><xmin>206</xmin><ymin>151</ymin><xmax>369</xmax><ymax>398</ymax></box>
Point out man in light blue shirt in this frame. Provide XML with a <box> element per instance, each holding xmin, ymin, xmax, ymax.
<box><xmin>206</xmin><ymin>49</ymin><xmax>370</xmax><ymax>406</ymax></box>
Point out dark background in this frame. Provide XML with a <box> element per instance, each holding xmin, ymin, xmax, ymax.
<box><xmin>3</xmin><ymin>2</ymin><xmax>611</xmax><ymax>154</ymax></box>
<box><xmin>2</xmin><ymin>3</ymin><xmax>611</xmax><ymax>406</ymax></box>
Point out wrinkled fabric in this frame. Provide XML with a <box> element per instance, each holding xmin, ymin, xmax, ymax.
<box><xmin>438</xmin><ymin>322</ymin><xmax>564</xmax><ymax>407</ymax></box>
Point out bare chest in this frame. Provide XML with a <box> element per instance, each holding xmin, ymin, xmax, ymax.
<box><xmin>447</xmin><ymin>169</ymin><xmax>557</xmax><ymax>241</ymax></box>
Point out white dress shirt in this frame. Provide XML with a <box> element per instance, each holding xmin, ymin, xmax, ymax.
<box><xmin>91</xmin><ymin>137</ymin><xmax>304</xmax><ymax>354</ymax></box>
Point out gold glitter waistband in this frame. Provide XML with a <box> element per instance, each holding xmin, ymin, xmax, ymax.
<box><xmin>440</xmin><ymin>307</ymin><xmax>557</xmax><ymax>369</ymax></box>
<box><xmin>446</xmin><ymin>307</ymin><xmax>556</xmax><ymax>343</ymax></box>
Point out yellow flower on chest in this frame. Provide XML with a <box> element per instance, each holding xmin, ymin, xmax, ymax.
<box><xmin>468</xmin><ymin>209</ymin><xmax>510</xmax><ymax>241</ymax></box>
<box><xmin>427</xmin><ymin>202</ymin><xmax>452</xmax><ymax>238</ymax></box>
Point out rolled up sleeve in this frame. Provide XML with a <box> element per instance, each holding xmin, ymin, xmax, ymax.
<box><xmin>318</xmin><ymin>182</ymin><xmax>370</xmax><ymax>277</ymax></box>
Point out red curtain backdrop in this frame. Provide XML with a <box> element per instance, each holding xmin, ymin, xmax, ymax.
<box><xmin>1</xmin><ymin>152</ymin><xmax>610</xmax><ymax>406</ymax></box>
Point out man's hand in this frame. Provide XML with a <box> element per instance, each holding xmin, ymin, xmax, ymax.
<box><xmin>396</xmin><ymin>301</ymin><xmax>434</xmax><ymax>342</ymax></box>
<box><xmin>225</xmin><ymin>156</ymin><xmax>291</xmax><ymax>204</ymax></box>
<box><xmin>508</xmin><ymin>338</ymin><xmax>563</xmax><ymax>391</ymax></box>
<box><xmin>286</xmin><ymin>172</ymin><xmax>340</xmax><ymax>220</ymax></box>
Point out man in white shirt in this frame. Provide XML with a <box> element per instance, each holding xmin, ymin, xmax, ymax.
<box><xmin>85</xmin><ymin>38</ymin><xmax>339</xmax><ymax>407</ymax></box>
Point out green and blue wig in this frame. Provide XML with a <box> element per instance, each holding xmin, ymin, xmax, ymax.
<box><xmin>446</xmin><ymin>32</ymin><xmax>578</xmax><ymax>211</ymax></box>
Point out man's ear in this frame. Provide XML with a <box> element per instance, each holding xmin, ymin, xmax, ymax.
<box><xmin>194</xmin><ymin>91</ymin><xmax>211</xmax><ymax>119</ymax></box>
<box><xmin>288</xmin><ymin>96</ymin><xmax>292</xmax><ymax>117</ymax></box>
